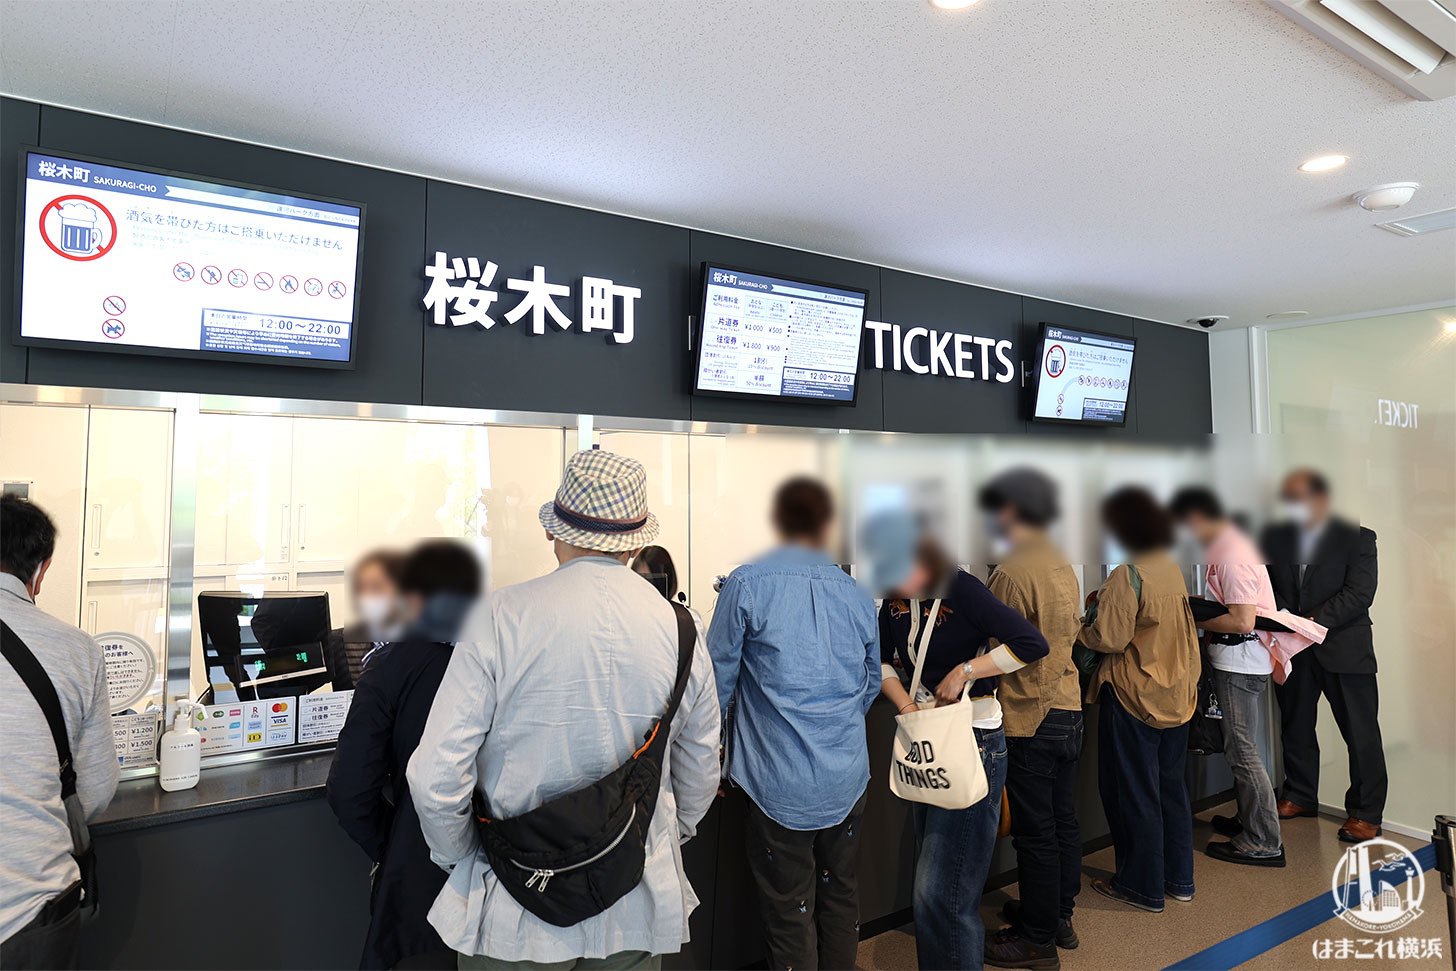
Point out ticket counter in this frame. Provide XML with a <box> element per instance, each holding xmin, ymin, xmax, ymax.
<box><xmin>2</xmin><ymin>383</ymin><xmax>1234</xmax><ymax>970</ymax></box>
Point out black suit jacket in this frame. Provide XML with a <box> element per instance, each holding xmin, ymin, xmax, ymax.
<box><xmin>326</xmin><ymin>639</ymin><xmax>452</xmax><ymax>969</ymax></box>
<box><xmin>1261</xmin><ymin>517</ymin><xmax>1378</xmax><ymax>674</ymax></box>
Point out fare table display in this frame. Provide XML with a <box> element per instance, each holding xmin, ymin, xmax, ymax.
<box><xmin>694</xmin><ymin>265</ymin><xmax>868</xmax><ymax>403</ymax></box>
<box><xmin>16</xmin><ymin>149</ymin><xmax>365</xmax><ymax>367</ymax></box>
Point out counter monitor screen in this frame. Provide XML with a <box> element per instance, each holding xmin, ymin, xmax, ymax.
<box><xmin>197</xmin><ymin>590</ymin><xmax>332</xmax><ymax>700</ymax></box>
<box><xmin>1031</xmin><ymin>323</ymin><xmax>1136</xmax><ymax>426</ymax></box>
<box><xmin>694</xmin><ymin>264</ymin><xmax>868</xmax><ymax>404</ymax></box>
<box><xmin>15</xmin><ymin>149</ymin><xmax>365</xmax><ymax>368</ymax></box>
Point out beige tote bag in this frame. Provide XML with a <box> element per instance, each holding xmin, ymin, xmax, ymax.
<box><xmin>889</xmin><ymin>598</ymin><xmax>988</xmax><ymax>810</ymax></box>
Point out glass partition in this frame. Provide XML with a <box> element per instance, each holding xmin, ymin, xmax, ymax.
<box><xmin>0</xmin><ymin>401</ymin><xmax>173</xmax><ymax>767</ymax></box>
<box><xmin>1</xmin><ymin>386</ymin><xmax>1225</xmax><ymax>778</ymax></box>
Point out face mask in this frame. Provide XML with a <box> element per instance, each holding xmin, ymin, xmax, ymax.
<box><xmin>356</xmin><ymin>593</ymin><xmax>397</xmax><ymax>636</ymax></box>
<box><xmin>986</xmin><ymin>515</ymin><xmax>1011</xmax><ymax>559</ymax></box>
<box><xmin>407</xmin><ymin>592</ymin><xmax>476</xmax><ymax>644</ymax></box>
<box><xmin>1282</xmin><ymin>501</ymin><xmax>1313</xmax><ymax>527</ymax></box>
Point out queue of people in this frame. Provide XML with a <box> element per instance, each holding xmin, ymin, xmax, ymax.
<box><xmin>0</xmin><ymin>459</ymin><xmax>1385</xmax><ymax>971</ymax></box>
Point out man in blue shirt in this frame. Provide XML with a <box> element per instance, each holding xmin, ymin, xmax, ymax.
<box><xmin>708</xmin><ymin>477</ymin><xmax>880</xmax><ymax>971</ymax></box>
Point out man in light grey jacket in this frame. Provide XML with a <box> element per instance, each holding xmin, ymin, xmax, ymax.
<box><xmin>1</xmin><ymin>496</ymin><xmax>118</xmax><ymax>969</ymax></box>
<box><xmin>408</xmin><ymin>451</ymin><xmax>719</xmax><ymax>970</ymax></box>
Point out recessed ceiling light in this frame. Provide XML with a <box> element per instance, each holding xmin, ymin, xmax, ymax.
<box><xmin>929</xmin><ymin>0</ymin><xmax>980</xmax><ymax>9</ymax></box>
<box><xmin>1266</xmin><ymin>311</ymin><xmax>1309</xmax><ymax>320</ymax></box>
<box><xmin>1298</xmin><ymin>154</ymin><xmax>1349</xmax><ymax>173</ymax></box>
<box><xmin>1445</xmin><ymin>320</ymin><xmax>1456</xmax><ymax>335</ymax></box>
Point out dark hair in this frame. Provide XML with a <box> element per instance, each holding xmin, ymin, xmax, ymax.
<box><xmin>1101</xmin><ymin>486</ymin><xmax>1174</xmax><ymax>554</ymax></box>
<box><xmin>1169</xmin><ymin>486</ymin><xmax>1224</xmax><ymax>522</ymax></box>
<box><xmin>772</xmin><ymin>477</ymin><xmax>834</xmax><ymax>540</ymax></box>
<box><xmin>1</xmin><ymin>495</ymin><xmax>57</xmax><ymax>583</ymax></box>
<box><xmin>633</xmin><ymin>545</ymin><xmax>678</xmax><ymax>600</ymax></box>
<box><xmin>352</xmin><ymin>549</ymin><xmax>405</xmax><ymax>588</ymax></box>
<box><xmin>977</xmin><ymin>483</ymin><xmax>1053</xmax><ymax>528</ymax></box>
<box><xmin>1286</xmin><ymin>467</ymin><xmax>1331</xmax><ymax>497</ymax></box>
<box><xmin>398</xmin><ymin>540</ymin><xmax>482</xmax><ymax>598</ymax></box>
<box><xmin>913</xmin><ymin>536</ymin><xmax>956</xmax><ymax>592</ymax></box>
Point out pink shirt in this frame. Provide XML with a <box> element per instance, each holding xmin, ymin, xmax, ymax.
<box><xmin>1205</xmin><ymin>523</ymin><xmax>1324</xmax><ymax>682</ymax></box>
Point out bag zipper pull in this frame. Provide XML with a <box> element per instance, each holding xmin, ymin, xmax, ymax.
<box><xmin>526</xmin><ymin>868</ymin><xmax>554</xmax><ymax>892</ymax></box>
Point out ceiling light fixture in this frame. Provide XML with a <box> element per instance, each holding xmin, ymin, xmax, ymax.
<box><xmin>1298</xmin><ymin>154</ymin><xmax>1350</xmax><ymax>173</ymax></box>
<box><xmin>929</xmin><ymin>0</ymin><xmax>980</xmax><ymax>9</ymax></box>
<box><xmin>1355</xmin><ymin>182</ymin><xmax>1420</xmax><ymax>211</ymax></box>
<box><xmin>1266</xmin><ymin>311</ymin><xmax>1310</xmax><ymax>320</ymax></box>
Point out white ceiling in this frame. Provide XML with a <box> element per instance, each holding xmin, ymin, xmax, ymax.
<box><xmin>3</xmin><ymin>0</ymin><xmax>1454</xmax><ymax>329</ymax></box>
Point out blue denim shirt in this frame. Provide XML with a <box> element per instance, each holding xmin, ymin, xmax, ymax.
<box><xmin>708</xmin><ymin>545</ymin><xmax>880</xmax><ymax>830</ymax></box>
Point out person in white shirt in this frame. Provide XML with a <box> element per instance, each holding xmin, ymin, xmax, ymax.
<box><xmin>1170</xmin><ymin>487</ymin><xmax>1285</xmax><ymax>868</ymax></box>
<box><xmin>408</xmin><ymin>451</ymin><xmax>720</xmax><ymax>971</ymax></box>
<box><xmin>0</xmin><ymin>496</ymin><xmax>119</xmax><ymax>969</ymax></box>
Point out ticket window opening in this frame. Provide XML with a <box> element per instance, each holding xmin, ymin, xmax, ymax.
<box><xmin>197</xmin><ymin>590</ymin><xmax>332</xmax><ymax>703</ymax></box>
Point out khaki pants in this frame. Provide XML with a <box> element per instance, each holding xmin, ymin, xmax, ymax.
<box><xmin>458</xmin><ymin>950</ymin><xmax>660</xmax><ymax>971</ymax></box>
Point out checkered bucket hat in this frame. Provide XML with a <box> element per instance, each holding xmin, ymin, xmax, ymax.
<box><xmin>538</xmin><ymin>449</ymin><xmax>660</xmax><ymax>553</ymax></box>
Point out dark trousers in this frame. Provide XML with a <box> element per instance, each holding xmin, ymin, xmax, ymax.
<box><xmin>1274</xmin><ymin>652</ymin><xmax>1388</xmax><ymax>824</ymax></box>
<box><xmin>744</xmin><ymin>790</ymin><xmax>867</xmax><ymax>971</ymax></box>
<box><xmin>0</xmin><ymin>883</ymin><xmax>81</xmax><ymax>971</ymax></box>
<box><xmin>1005</xmin><ymin>709</ymin><xmax>1084</xmax><ymax>947</ymax></box>
<box><xmin>1096</xmin><ymin>687</ymin><xmax>1194</xmax><ymax>909</ymax></box>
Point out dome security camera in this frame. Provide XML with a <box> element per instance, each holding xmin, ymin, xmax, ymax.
<box><xmin>1188</xmin><ymin>316</ymin><xmax>1229</xmax><ymax>329</ymax></box>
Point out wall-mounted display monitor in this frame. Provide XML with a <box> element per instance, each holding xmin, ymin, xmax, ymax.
<box><xmin>693</xmin><ymin>263</ymin><xmax>868</xmax><ymax>404</ymax></box>
<box><xmin>14</xmin><ymin>149</ymin><xmax>365</xmax><ymax>368</ymax></box>
<box><xmin>1031</xmin><ymin>323</ymin><xmax>1136</xmax><ymax>426</ymax></box>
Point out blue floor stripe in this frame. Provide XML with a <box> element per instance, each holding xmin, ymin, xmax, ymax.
<box><xmin>1164</xmin><ymin>843</ymin><xmax>1436</xmax><ymax>971</ymax></box>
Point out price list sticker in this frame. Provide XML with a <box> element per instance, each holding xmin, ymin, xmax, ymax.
<box><xmin>111</xmin><ymin>711</ymin><xmax>159</xmax><ymax>768</ymax></box>
<box><xmin>298</xmin><ymin>690</ymin><xmax>354</xmax><ymax>744</ymax></box>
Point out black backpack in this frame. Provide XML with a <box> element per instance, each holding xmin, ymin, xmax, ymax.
<box><xmin>472</xmin><ymin>601</ymin><xmax>696</xmax><ymax>927</ymax></box>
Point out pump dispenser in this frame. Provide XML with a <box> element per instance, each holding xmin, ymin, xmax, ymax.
<box><xmin>158</xmin><ymin>702</ymin><xmax>202</xmax><ymax>792</ymax></box>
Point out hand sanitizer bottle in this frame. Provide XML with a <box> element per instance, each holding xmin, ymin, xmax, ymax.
<box><xmin>158</xmin><ymin>703</ymin><xmax>202</xmax><ymax>792</ymax></box>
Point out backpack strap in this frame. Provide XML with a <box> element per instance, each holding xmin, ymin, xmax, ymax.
<box><xmin>632</xmin><ymin>602</ymin><xmax>697</xmax><ymax>760</ymax></box>
<box><xmin>1</xmin><ymin>618</ymin><xmax>77</xmax><ymax>799</ymax></box>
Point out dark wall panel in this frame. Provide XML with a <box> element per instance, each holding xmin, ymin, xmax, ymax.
<box><xmin>22</xmin><ymin>106</ymin><xmax>427</xmax><ymax>404</ymax></box>
<box><xmin>1021</xmin><ymin>297</ymin><xmax>1141</xmax><ymax>441</ymax></box>
<box><xmin>688</xmin><ymin>232</ymin><xmax>884</xmax><ymax>430</ymax></box>
<box><xmin>880</xmin><ymin>270</ymin><xmax>1024</xmax><ymax>434</ymax></box>
<box><xmin>1133</xmin><ymin>318</ymin><xmax>1212</xmax><ymax>441</ymax></box>
<box><xmin>1</xmin><ymin>97</ymin><xmax>40</xmax><ymax>383</ymax></box>
<box><xmin>423</xmin><ymin>181</ymin><xmax>692</xmax><ymax>420</ymax></box>
<box><xmin>86</xmin><ymin>799</ymin><xmax>370</xmax><ymax>970</ymax></box>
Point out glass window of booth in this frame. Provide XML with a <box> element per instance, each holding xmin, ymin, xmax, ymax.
<box><xmin>0</xmin><ymin>402</ymin><xmax>174</xmax><ymax>747</ymax></box>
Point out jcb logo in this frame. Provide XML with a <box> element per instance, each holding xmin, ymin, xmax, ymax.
<box><xmin>905</xmin><ymin>741</ymin><xmax>936</xmax><ymax>765</ymax></box>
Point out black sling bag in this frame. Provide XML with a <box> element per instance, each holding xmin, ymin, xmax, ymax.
<box><xmin>1</xmin><ymin>618</ymin><xmax>100</xmax><ymax>921</ymax></box>
<box><xmin>472</xmin><ymin>601</ymin><xmax>697</xmax><ymax>927</ymax></box>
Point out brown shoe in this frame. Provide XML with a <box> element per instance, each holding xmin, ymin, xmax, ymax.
<box><xmin>1338</xmin><ymin>818</ymin><xmax>1382</xmax><ymax>843</ymax></box>
<box><xmin>1277</xmin><ymin>800</ymin><xmax>1318</xmax><ymax>820</ymax></box>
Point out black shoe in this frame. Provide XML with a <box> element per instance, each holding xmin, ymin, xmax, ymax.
<box><xmin>986</xmin><ymin>927</ymin><xmax>1060</xmax><ymax>970</ymax></box>
<box><xmin>1000</xmin><ymin>899</ymin><xmax>1079</xmax><ymax>950</ymax></box>
<box><xmin>1210</xmin><ymin>814</ymin><xmax>1244</xmax><ymax>837</ymax></box>
<box><xmin>1205</xmin><ymin>840</ymin><xmax>1287</xmax><ymax>867</ymax></box>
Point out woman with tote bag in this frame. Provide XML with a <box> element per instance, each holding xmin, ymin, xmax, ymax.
<box><xmin>878</xmin><ymin>539</ymin><xmax>1051</xmax><ymax>970</ymax></box>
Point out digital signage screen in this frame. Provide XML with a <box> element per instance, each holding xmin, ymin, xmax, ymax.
<box><xmin>14</xmin><ymin>149</ymin><xmax>365</xmax><ymax>368</ymax></box>
<box><xmin>693</xmin><ymin>263</ymin><xmax>868</xmax><ymax>404</ymax></box>
<box><xmin>1030</xmin><ymin>323</ymin><xmax>1136</xmax><ymax>426</ymax></box>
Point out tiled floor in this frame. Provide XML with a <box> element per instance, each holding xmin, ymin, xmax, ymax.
<box><xmin>857</xmin><ymin>802</ymin><xmax>1449</xmax><ymax>969</ymax></box>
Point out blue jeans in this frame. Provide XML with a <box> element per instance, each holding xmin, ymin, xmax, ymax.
<box><xmin>1005</xmin><ymin>709</ymin><xmax>1084</xmax><ymax>946</ymax></box>
<box><xmin>1096</xmin><ymin>686</ymin><xmax>1194</xmax><ymax>908</ymax></box>
<box><xmin>912</xmin><ymin>726</ymin><xmax>1007</xmax><ymax>970</ymax></box>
